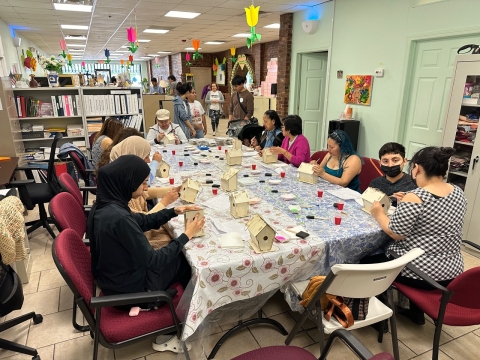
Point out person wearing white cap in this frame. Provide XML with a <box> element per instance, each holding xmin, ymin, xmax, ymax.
<box><xmin>146</xmin><ymin>109</ymin><xmax>188</xmax><ymax>146</ymax></box>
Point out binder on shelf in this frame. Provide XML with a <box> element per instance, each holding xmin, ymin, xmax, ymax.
<box><xmin>120</xmin><ymin>95</ymin><xmax>127</xmax><ymax>114</ymax></box>
<box><xmin>114</xmin><ymin>95</ymin><xmax>121</xmax><ymax>114</ymax></box>
<box><xmin>16</xmin><ymin>96</ymin><xmax>23</xmax><ymax>117</ymax></box>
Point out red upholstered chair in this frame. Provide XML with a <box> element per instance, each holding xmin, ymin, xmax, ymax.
<box><xmin>359</xmin><ymin>157</ymin><xmax>383</xmax><ymax>192</ymax></box>
<box><xmin>311</xmin><ymin>150</ymin><xmax>328</xmax><ymax>164</ymax></box>
<box><xmin>232</xmin><ymin>329</ymin><xmax>394</xmax><ymax>360</ymax></box>
<box><xmin>390</xmin><ymin>241</ymin><xmax>480</xmax><ymax>360</ymax></box>
<box><xmin>89</xmin><ymin>132</ymin><xmax>98</xmax><ymax>149</ymax></box>
<box><xmin>69</xmin><ymin>152</ymin><xmax>96</xmax><ymax>205</ymax></box>
<box><xmin>49</xmin><ymin>192</ymin><xmax>86</xmax><ymax>238</ymax></box>
<box><xmin>57</xmin><ymin>173</ymin><xmax>84</xmax><ymax>209</ymax></box>
<box><xmin>52</xmin><ymin>229</ymin><xmax>186</xmax><ymax>360</ymax></box>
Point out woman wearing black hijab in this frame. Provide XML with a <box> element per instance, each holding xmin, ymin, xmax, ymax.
<box><xmin>87</xmin><ymin>155</ymin><xmax>204</xmax><ymax>295</ymax></box>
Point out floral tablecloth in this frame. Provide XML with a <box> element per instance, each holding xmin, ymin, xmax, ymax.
<box><xmin>150</xmin><ymin>144</ymin><xmax>389</xmax><ymax>339</ymax></box>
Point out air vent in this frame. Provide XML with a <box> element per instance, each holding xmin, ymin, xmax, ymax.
<box><xmin>236</xmin><ymin>10</ymin><xmax>270</xmax><ymax>16</ymax></box>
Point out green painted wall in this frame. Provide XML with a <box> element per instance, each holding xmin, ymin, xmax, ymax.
<box><xmin>290</xmin><ymin>0</ymin><xmax>480</xmax><ymax>158</ymax></box>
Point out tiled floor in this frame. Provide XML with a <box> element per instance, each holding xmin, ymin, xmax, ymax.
<box><xmin>2</xmin><ymin>120</ymin><xmax>480</xmax><ymax>359</ymax></box>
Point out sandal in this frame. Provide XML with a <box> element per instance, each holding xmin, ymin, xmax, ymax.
<box><xmin>152</xmin><ymin>335</ymin><xmax>191</xmax><ymax>353</ymax></box>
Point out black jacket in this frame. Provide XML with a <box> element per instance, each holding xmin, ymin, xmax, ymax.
<box><xmin>90</xmin><ymin>205</ymin><xmax>189</xmax><ymax>294</ymax></box>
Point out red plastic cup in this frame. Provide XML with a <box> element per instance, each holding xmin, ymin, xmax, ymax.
<box><xmin>337</xmin><ymin>201</ymin><xmax>344</xmax><ymax>210</ymax></box>
<box><xmin>172</xmin><ymin>150</ymin><xmax>176</xmax><ymax>155</ymax></box>
<box><xmin>169</xmin><ymin>177</ymin><xmax>174</xmax><ymax>185</ymax></box>
<box><xmin>280</xmin><ymin>171</ymin><xmax>286</xmax><ymax>178</ymax></box>
<box><xmin>334</xmin><ymin>216</ymin><xmax>342</xmax><ymax>225</ymax></box>
<box><xmin>218</xmin><ymin>146</ymin><xmax>222</xmax><ymax>150</ymax></box>
<box><xmin>317</xmin><ymin>190</ymin><xmax>323</xmax><ymax>198</ymax></box>
<box><xmin>225</xmin><ymin>149</ymin><xmax>228</xmax><ymax>153</ymax></box>
<box><xmin>251</xmin><ymin>164</ymin><xmax>257</xmax><ymax>170</ymax></box>
<box><xmin>178</xmin><ymin>161</ymin><xmax>183</xmax><ymax>167</ymax></box>
<box><xmin>212</xmin><ymin>188</ymin><xmax>218</xmax><ymax>195</ymax></box>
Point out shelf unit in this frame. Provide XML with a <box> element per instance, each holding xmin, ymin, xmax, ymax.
<box><xmin>442</xmin><ymin>55</ymin><xmax>480</xmax><ymax>247</ymax></box>
<box><xmin>0</xmin><ymin>78</ymin><xmax>145</xmax><ymax>163</ymax></box>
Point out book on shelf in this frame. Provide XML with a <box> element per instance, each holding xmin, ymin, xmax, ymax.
<box><xmin>82</xmin><ymin>93</ymin><xmax>139</xmax><ymax>116</ymax></box>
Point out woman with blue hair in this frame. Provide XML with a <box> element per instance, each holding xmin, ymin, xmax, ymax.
<box><xmin>312</xmin><ymin>130</ymin><xmax>362</xmax><ymax>192</ymax></box>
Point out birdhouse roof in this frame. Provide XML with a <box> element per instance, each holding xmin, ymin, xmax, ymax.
<box><xmin>246</xmin><ymin>214</ymin><xmax>274</xmax><ymax>236</ymax></box>
<box><xmin>221</xmin><ymin>168</ymin><xmax>239</xmax><ymax>180</ymax></box>
<box><xmin>298</xmin><ymin>162</ymin><xmax>314</xmax><ymax>175</ymax></box>
<box><xmin>230</xmin><ymin>190</ymin><xmax>249</xmax><ymax>203</ymax></box>
<box><xmin>227</xmin><ymin>149</ymin><xmax>243</xmax><ymax>158</ymax></box>
<box><xmin>183</xmin><ymin>178</ymin><xmax>201</xmax><ymax>190</ymax></box>
<box><xmin>165</xmin><ymin>133</ymin><xmax>176</xmax><ymax>140</ymax></box>
<box><xmin>159</xmin><ymin>160</ymin><xmax>170</xmax><ymax>169</ymax></box>
<box><xmin>361</xmin><ymin>187</ymin><xmax>388</xmax><ymax>202</ymax></box>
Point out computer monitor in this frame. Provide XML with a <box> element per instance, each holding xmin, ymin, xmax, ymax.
<box><xmin>271</xmin><ymin>83</ymin><xmax>277</xmax><ymax>95</ymax></box>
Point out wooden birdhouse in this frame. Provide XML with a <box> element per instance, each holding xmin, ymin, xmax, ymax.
<box><xmin>361</xmin><ymin>187</ymin><xmax>390</xmax><ymax>215</ymax></box>
<box><xmin>229</xmin><ymin>190</ymin><xmax>250</xmax><ymax>218</ymax></box>
<box><xmin>298</xmin><ymin>162</ymin><xmax>318</xmax><ymax>184</ymax></box>
<box><xmin>179</xmin><ymin>178</ymin><xmax>202</xmax><ymax>203</ymax></box>
<box><xmin>226</xmin><ymin>148</ymin><xmax>243</xmax><ymax>166</ymax></box>
<box><xmin>184</xmin><ymin>209</ymin><xmax>205</xmax><ymax>237</ymax></box>
<box><xmin>246</xmin><ymin>214</ymin><xmax>275</xmax><ymax>253</ymax></box>
<box><xmin>233</xmin><ymin>138</ymin><xmax>242</xmax><ymax>150</ymax></box>
<box><xmin>221</xmin><ymin>168</ymin><xmax>239</xmax><ymax>192</ymax></box>
<box><xmin>155</xmin><ymin>160</ymin><xmax>170</xmax><ymax>178</ymax></box>
<box><xmin>262</xmin><ymin>147</ymin><xmax>278</xmax><ymax>164</ymax></box>
<box><xmin>163</xmin><ymin>133</ymin><xmax>177</xmax><ymax>145</ymax></box>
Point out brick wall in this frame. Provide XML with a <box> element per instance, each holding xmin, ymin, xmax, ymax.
<box><xmin>276</xmin><ymin>13</ymin><xmax>293</xmax><ymax>119</ymax></box>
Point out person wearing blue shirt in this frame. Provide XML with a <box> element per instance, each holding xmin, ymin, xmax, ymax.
<box><xmin>149</xmin><ymin>77</ymin><xmax>163</xmax><ymax>94</ymax></box>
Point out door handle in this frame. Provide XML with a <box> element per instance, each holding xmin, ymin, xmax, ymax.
<box><xmin>473</xmin><ymin>156</ymin><xmax>479</xmax><ymax>170</ymax></box>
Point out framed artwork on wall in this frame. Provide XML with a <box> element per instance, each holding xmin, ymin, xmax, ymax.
<box><xmin>344</xmin><ymin>75</ymin><xmax>373</xmax><ymax>106</ymax></box>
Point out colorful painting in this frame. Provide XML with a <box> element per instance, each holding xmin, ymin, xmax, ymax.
<box><xmin>344</xmin><ymin>75</ymin><xmax>373</xmax><ymax>106</ymax></box>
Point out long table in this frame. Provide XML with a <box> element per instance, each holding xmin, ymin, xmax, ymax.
<box><xmin>150</xmin><ymin>143</ymin><xmax>389</xmax><ymax>345</ymax></box>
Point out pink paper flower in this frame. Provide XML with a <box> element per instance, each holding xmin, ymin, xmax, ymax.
<box><xmin>228</xmin><ymin>277</ymin><xmax>241</xmax><ymax>289</ymax></box>
<box><xmin>185</xmin><ymin>53</ymin><xmax>191</xmax><ymax>61</ymax></box>
<box><xmin>260</xmin><ymin>258</ymin><xmax>276</xmax><ymax>273</ymax></box>
<box><xmin>59</xmin><ymin>39</ymin><xmax>66</xmax><ymax>51</ymax></box>
<box><xmin>206</xmin><ymin>270</ymin><xmax>224</xmax><ymax>286</ymax></box>
<box><xmin>126</xmin><ymin>27</ymin><xmax>136</xmax><ymax>42</ymax></box>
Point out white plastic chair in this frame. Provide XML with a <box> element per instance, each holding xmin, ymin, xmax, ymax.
<box><xmin>285</xmin><ymin>248</ymin><xmax>425</xmax><ymax>360</ymax></box>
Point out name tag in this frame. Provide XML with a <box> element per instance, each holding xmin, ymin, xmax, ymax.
<box><xmin>240</xmin><ymin>98</ymin><xmax>244</xmax><ymax>103</ymax></box>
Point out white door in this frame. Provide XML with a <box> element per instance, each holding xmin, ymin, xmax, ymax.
<box><xmin>402</xmin><ymin>36</ymin><xmax>480</xmax><ymax>160</ymax></box>
<box><xmin>297</xmin><ymin>52</ymin><xmax>328</xmax><ymax>152</ymax></box>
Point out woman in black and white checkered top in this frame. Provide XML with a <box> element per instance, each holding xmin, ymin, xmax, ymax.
<box><xmin>370</xmin><ymin>146</ymin><xmax>467</xmax><ymax>324</ymax></box>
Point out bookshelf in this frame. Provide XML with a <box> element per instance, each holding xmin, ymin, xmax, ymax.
<box><xmin>442</xmin><ymin>55</ymin><xmax>480</xmax><ymax>247</ymax></box>
<box><xmin>0</xmin><ymin>77</ymin><xmax>145</xmax><ymax>163</ymax></box>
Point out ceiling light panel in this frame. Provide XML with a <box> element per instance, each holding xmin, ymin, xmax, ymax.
<box><xmin>264</xmin><ymin>23</ymin><xmax>280</xmax><ymax>29</ymax></box>
<box><xmin>232</xmin><ymin>33</ymin><xmax>251</xmax><ymax>37</ymax></box>
<box><xmin>61</xmin><ymin>25</ymin><xmax>89</xmax><ymax>30</ymax></box>
<box><xmin>185</xmin><ymin>47</ymin><xmax>201</xmax><ymax>51</ymax></box>
<box><xmin>53</xmin><ymin>3</ymin><xmax>93</xmax><ymax>12</ymax></box>
<box><xmin>65</xmin><ymin>35</ymin><xmax>87</xmax><ymax>40</ymax></box>
<box><xmin>137</xmin><ymin>39</ymin><xmax>151</xmax><ymax>42</ymax></box>
<box><xmin>205</xmin><ymin>41</ymin><xmax>225</xmax><ymax>45</ymax></box>
<box><xmin>143</xmin><ymin>29</ymin><xmax>170</xmax><ymax>34</ymax></box>
<box><xmin>66</xmin><ymin>43</ymin><xmax>86</xmax><ymax>47</ymax></box>
<box><xmin>165</xmin><ymin>11</ymin><xmax>200</xmax><ymax>19</ymax></box>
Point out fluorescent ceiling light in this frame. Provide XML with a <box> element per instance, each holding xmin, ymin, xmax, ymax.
<box><xmin>165</xmin><ymin>11</ymin><xmax>200</xmax><ymax>19</ymax></box>
<box><xmin>53</xmin><ymin>3</ymin><xmax>92</xmax><ymax>12</ymax></box>
<box><xmin>143</xmin><ymin>29</ymin><xmax>169</xmax><ymax>34</ymax></box>
<box><xmin>65</xmin><ymin>35</ymin><xmax>87</xmax><ymax>40</ymax></box>
<box><xmin>141</xmin><ymin>57</ymin><xmax>152</xmax><ymax>59</ymax></box>
<box><xmin>264</xmin><ymin>23</ymin><xmax>280</xmax><ymax>29</ymax></box>
<box><xmin>205</xmin><ymin>41</ymin><xmax>224</xmax><ymax>45</ymax></box>
<box><xmin>232</xmin><ymin>33</ymin><xmax>250</xmax><ymax>37</ymax></box>
<box><xmin>66</xmin><ymin>43</ymin><xmax>86</xmax><ymax>47</ymax></box>
<box><xmin>120</xmin><ymin>45</ymin><xmax>128</xmax><ymax>48</ymax></box>
<box><xmin>148</xmin><ymin>54</ymin><xmax>160</xmax><ymax>56</ymax></box>
<box><xmin>137</xmin><ymin>39</ymin><xmax>151</xmax><ymax>43</ymax></box>
<box><xmin>69</xmin><ymin>49</ymin><xmax>85</xmax><ymax>52</ymax></box>
<box><xmin>113</xmin><ymin>50</ymin><xmax>129</xmax><ymax>52</ymax></box>
<box><xmin>185</xmin><ymin>47</ymin><xmax>201</xmax><ymax>51</ymax></box>
<box><xmin>61</xmin><ymin>24</ymin><xmax>89</xmax><ymax>30</ymax></box>
<box><xmin>157</xmin><ymin>51</ymin><xmax>171</xmax><ymax>54</ymax></box>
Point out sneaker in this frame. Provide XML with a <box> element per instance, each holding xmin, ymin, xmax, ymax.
<box><xmin>213</xmin><ymin>131</ymin><xmax>216</xmax><ymax>136</ymax></box>
<box><xmin>152</xmin><ymin>335</ymin><xmax>191</xmax><ymax>353</ymax></box>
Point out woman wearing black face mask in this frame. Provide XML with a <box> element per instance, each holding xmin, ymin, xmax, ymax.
<box><xmin>370</xmin><ymin>143</ymin><xmax>417</xmax><ymax>205</ymax></box>
<box><xmin>368</xmin><ymin>146</ymin><xmax>467</xmax><ymax>325</ymax></box>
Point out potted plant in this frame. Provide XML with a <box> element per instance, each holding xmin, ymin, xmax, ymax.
<box><xmin>39</xmin><ymin>55</ymin><xmax>65</xmax><ymax>87</ymax></box>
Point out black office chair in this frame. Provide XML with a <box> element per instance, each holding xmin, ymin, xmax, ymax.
<box><xmin>9</xmin><ymin>133</ymin><xmax>64</xmax><ymax>239</ymax></box>
<box><xmin>0</xmin><ymin>254</ymin><xmax>43</xmax><ymax>360</ymax></box>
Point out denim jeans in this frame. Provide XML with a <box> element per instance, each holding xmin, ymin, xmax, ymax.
<box><xmin>195</xmin><ymin>129</ymin><xmax>204</xmax><ymax>138</ymax></box>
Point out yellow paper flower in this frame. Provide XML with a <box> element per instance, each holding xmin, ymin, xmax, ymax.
<box><xmin>245</xmin><ymin>5</ymin><xmax>260</xmax><ymax>27</ymax></box>
<box><xmin>66</xmin><ymin>53</ymin><xmax>72</xmax><ymax>61</ymax></box>
<box><xmin>230</xmin><ymin>47</ymin><xmax>236</xmax><ymax>56</ymax></box>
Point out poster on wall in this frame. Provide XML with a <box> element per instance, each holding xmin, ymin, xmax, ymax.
<box><xmin>216</xmin><ymin>68</ymin><xmax>225</xmax><ymax>85</ymax></box>
<box><xmin>344</xmin><ymin>75</ymin><xmax>373</xmax><ymax>106</ymax></box>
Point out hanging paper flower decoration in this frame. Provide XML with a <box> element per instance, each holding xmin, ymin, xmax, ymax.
<box><xmin>120</xmin><ymin>59</ymin><xmax>125</xmax><ymax>68</ymax></box>
<box><xmin>230</xmin><ymin>47</ymin><xmax>237</xmax><ymax>63</ymax></box>
<box><xmin>81</xmin><ymin>61</ymin><xmax>86</xmax><ymax>70</ymax></box>
<box><xmin>59</xmin><ymin>39</ymin><xmax>67</xmax><ymax>58</ymax></box>
<box><xmin>212</xmin><ymin>63</ymin><xmax>218</xmax><ymax>76</ymax></box>
<box><xmin>244</xmin><ymin>5</ymin><xmax>261</xmax><ymax>48</ymax></box>
<box><xmin>128</xmin><ymin>54</ymin><xmax>134</xmax><ymax>65</ymax></box>
<box><xmin>98</xmin><ymin>59</ymin><xmax>104</xmax><ymax>64</ymax></box>
<box><xmin>220</xmin><ymin>57</ymin><xmax>227</xmax><ymax>71</ymax></box>
<box><xmin>185</xmin><ymin>52</ymin><xmax>191</xmax><ymax>67</ymax></box>
<box><xmin>191</xmin><ymin>39</ymin><xmax>202</xmax><ymax>60</ymax></box>
<box><xmin>126</xmin><ymin>27</ymin><xmax>138</xmax><ymax>53</ymax></box>
<box><xmin>155</xmin><ymin>57</ymin><xmax>159</xmax><ymax>68</ymax></box>
<box><xmin>126</xmin><ymin>60</ymin><xmax>131</xmax><ymax>69</ymax></box>
<box><xmin>66</xmin><ymin>53</ymin><xmax>72</xmax><ymax>67</ymax></box>
<box><xmin>104</xmin><ymin>49</ymin><xmax>111</xmax><ymax>64</ymax></box>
